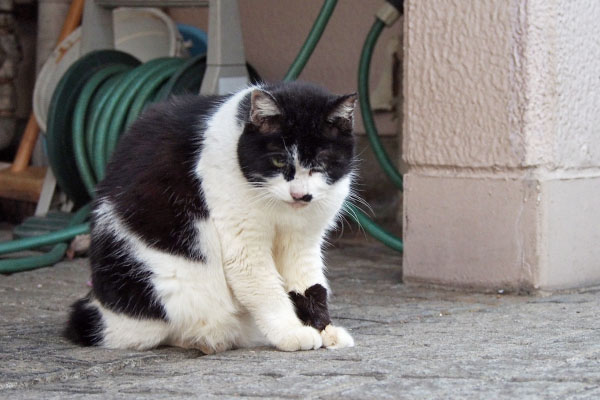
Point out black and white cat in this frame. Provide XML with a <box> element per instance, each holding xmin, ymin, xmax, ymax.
<box><xmin>65</xmin><ymin>81</ymin><xmax>357</xmax><ymax>353</ymax></box>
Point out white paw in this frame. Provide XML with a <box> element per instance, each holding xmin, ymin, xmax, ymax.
<box><xmin>320</xmin><ymin>325</ymin><xmax>354</xmax><ymax>349</ymax></box>
<box><xmin>275</xmin><ymin>326</ymin><xmax>323</xmax><ymax>352</ymax></box>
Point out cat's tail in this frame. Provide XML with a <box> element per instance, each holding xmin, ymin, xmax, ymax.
<box><xmin>64</xmin><ymin>296</ymin><xmax>104</xmax><ymax>346</ymax></box>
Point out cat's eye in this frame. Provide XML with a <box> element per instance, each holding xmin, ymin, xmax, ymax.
<box><xmin>271</xmin><ymin>157</ymin><xmax>286</xmax><ymax>168</ymax></box>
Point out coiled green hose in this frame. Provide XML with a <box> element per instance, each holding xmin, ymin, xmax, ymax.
<box><xmin>73</xmin><ymin>63</ymin><xmax>132</xmax><ymax>194</ymax></box>
<box><xmin>0</xmin><ymin>55</ymin><xmax>197</xmax><ymax>272</ymax></box>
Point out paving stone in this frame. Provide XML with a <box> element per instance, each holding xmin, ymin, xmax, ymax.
<box><xmin>1</xmin><ymin>236</ymin><xmax>599</xmax><ymax>399</ymax></box>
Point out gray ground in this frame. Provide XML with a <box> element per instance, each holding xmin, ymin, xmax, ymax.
<box><xmin>1</xmin><ymin>236</ymin><xmax>599</xmax><ymax>399</ymax></box>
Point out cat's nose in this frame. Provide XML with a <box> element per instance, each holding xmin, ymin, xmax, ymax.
<box><xmin>291</xmin><ymin>192</ymin><xmax>312</xmax><ymax>202</ymax></box>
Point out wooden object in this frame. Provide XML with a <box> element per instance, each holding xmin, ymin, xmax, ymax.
<box><xmin>10</xmin><ymin>115</ymin><xmax>39</xmax><ymax>173</ymax></box>
<box><xmin>0</xmin><ymin>162</ymin><xmax>46</xmax><ymax>202</ymax></box>
<box><xmin>0</xmin><ymin>0</ymin><xmax>84</xmax><ymax>202</ymax></box>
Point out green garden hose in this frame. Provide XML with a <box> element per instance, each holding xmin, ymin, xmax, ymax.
<box><xmin>0</xmin><ymin>0</ymin><xmax>405</xmax><ymax>273</ymax></box>
<box><xmin>0</xmin><ymin>205</ymin><xmax>90</xmax><ymax>273</ymax></box>
<box><xmin>283</xmin><ymin>0</ymin><xmax>338</xmax><ymax>81</ymax></box>
<box><xmin>359</xmin><ymin>19</ymin><xmax>403</xmax><ymax>190</ymax></box>
<box><xmin>73</xmin><ymin>64</ymin><xmax>132</xmax><ymax>194</ymax></box>
<box><xmin>342</xmin><ymin>9</ymin><xmax>404</xmax><ymax>253</ymax></box>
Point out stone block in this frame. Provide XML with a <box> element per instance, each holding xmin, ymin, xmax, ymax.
<box><xmin>403</xmin><ymin>172</ymin><xmax>540</xmax><ymax>291</ymax></box>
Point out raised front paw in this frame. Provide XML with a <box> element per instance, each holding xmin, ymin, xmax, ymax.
<box><xmin>275</xmin><ymin>326</ymin><xmax>323</xmax><ymax>352</ymax></box>
<box><xmin>320</xmin><ymin>325</ymin><xmax>354</xmax><ymax>349</ymax></box>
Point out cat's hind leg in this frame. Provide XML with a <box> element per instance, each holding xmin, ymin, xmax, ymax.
<box><xmin>65</xmin><ymin>297</ymin><xmax>171</xmax><ymax>350</ymax></box>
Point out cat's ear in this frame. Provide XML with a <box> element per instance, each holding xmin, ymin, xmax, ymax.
<box><xmin>250</xmin><ymin>89</ymin><xmax>281</xmax><ymax>134</ymax></box>
<box><xmin>327</xmin><ymin>93</ymin><xmax>358</xmax><ymax>128</ymax></box>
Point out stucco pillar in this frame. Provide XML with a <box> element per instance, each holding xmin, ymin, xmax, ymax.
<box><xmin>402</xmin><ymin>0</ymin><xmax>600</xmax><ymax>291</ymax></box>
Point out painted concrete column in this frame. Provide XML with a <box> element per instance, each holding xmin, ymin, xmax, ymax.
<box><xmin>402</xmin><ymin>0</ymin><xmax>600</xmax><ymax>291</ymax></box>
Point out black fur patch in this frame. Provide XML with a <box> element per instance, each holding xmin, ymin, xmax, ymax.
<box><xmin>89</xmin><ymin>230</ymin><xmax>167</xmax><ymax>320</ymax></box>
<box><xmin>64</xmin><ymin>297</ymin><xmax>103</xmax><ymax>346</ymax></box>
<box><xmin>289</xmin><ymin>284</ymin><xmax>331</xmax><ymax>331</ymax></box>
<box><xmin>237</xmin><ymin>82</ymin><xmax>355</xmax><ymax>186</ymax></box>
<box><xmin>95</xmin><ymin>95</ymin><xmax>226</xmax><ymax>261</ymax></box>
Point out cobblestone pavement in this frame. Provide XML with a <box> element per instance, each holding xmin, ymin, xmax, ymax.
<box><xmin>1</xmin><ymin>236</ymin><xmax>599</xmax><ymax>399</ymax></box>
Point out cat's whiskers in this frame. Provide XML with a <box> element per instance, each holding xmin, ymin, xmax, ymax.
<box><xmin>333</xmin><ymin>211</ymin><xmax>350</xmax><ymax>239</ymax></box>
<box><xmin>229</xmin><ymin>179</ymin><xmax>291</xmax><ymax>211</ymax></box>
<box><xmin>317</xmin><ymin>199</ymin><xmax>348</xmax><ymax>240</ymax></box>
<box><xmin>338</xmin><ymin>198</ymin><xmax>368</xmax><ymax>238</ymax></box>
<box><xmin>224</xmin><ymin>180</ymin><xmax>267</xmax><ymax>196</ymax></box>
<box><xmin>259</xmin><ymin>196</ymin><xmax>278</xmax><ymax>214</ymax></box>
<box><xmin>347</xmin><ymin>192</ymin><xmax>375</xmax><ymax>217</ymax></box>
<box><xmin>243</xmin><ymin>188</ymin><xmax>273</xmax><ymax>206</ymax></box>
<box><xmin>320</xmin><ymin>232</ymin><xmax>333</xmax><ymax>249</ymax></box>
<box><xmin>246</xmin><ymin>195</ymin><xmax>273</xmax><ymax>208</ymax></box>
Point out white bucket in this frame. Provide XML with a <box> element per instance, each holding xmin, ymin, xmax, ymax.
<box><xmin>33</xmin><ymin>8</ymin><xmax>186</xmax><ymax>132</ymax></box>
<box><xmin>113</xmin><ymin>7</ymin><xmax>186</xmax><ymax>63</ymax></box>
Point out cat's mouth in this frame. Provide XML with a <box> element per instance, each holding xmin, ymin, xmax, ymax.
<box><xmin>287</xmin><ymin>201</ymin><xmax>309</xmax><ymax>209</ymax></box>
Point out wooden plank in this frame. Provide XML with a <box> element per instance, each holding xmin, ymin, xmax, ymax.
<box><xmin>0</xmin><ymin>165</ymin><xmax>46</xmax><ymax>203</ymax></box>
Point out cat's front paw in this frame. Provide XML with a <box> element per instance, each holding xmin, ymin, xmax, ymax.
<box><xmin>274</xmin><ymin>326</ymin><xmax>323</xmax><ymax>352</ymax></box>
<box><xmin>320</xmin><ymin>325</ymin><xmax>354</xmax><ymax>349</ymax></box>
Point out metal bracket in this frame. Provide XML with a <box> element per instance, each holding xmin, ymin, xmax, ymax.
<box><xmin>200</xmin><ymin>0</ymin><xmax>248</xmax><ymax>95</ymax></box>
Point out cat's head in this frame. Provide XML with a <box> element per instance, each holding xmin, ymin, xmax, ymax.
<box><xmin>237</xmin><ymin>82</ymin><xmax>356</xmax><ymax>209</ymax></box>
